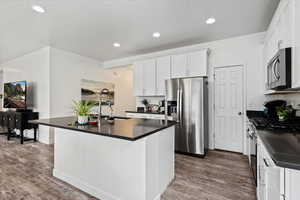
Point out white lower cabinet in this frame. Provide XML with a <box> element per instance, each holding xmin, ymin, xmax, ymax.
<box><xmin>285</xmin><ymin>169</ymin><xmax>300</xmax><ymax>200</ymax></box>
<box><xmin>257</xmin><ymin>137</ymin><xmax>300</xmax><ymax>200</ymax></box>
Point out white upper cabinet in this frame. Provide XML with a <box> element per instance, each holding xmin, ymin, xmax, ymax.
<box><xmin>133</xmin><ymin>49</ymin><xmax>207</xmax><ymax>96</ymax></box>
<box><xmin>143</xmin><ymin>59</ymin><xmax>157</xmax><ymax>96</ymax></box>
<box><xmin>293</xmin><ymin>0</ymin><xmax>300</xmax><ymax>88</ymax></box>
<box><xmin>188</xmin><ymin>50</ymin><xmax>208</xmax><ymax>77</ymax></box>
<box><xmin>156</xmin><ymin>56</ymin><xmax>171</xmax><ymax>96</ymax></box>
<box><xmin>262</xmin><ymin>0</ymin><xmax>300</xmax><ymax>91</ymax></box>
<box><xmin>278</xmin><ymin>1</ymin><xmax>293</xmax><ymax>49</ymax></box>
<box><xmin>171</xmin><ymin>50</ymin><xmax>208</xmax><ymax>78</ymax></box>
<box><xmin>171</xmin><ymin>54</ymin><xmax>187</xmax><ymax>78</ymax></box>
<box><xmin>133</xmin><ymin>61</ymin><xmax>144</xmax><ymax>96</ymax></box>
<box><xmin>133</xmin><ymin>59</ymin><xmax>156</xmax><ymax>96</ymax></box>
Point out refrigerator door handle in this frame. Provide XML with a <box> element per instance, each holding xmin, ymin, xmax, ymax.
<box><xmin>179</xmin><ymin>89</ymin><xmax>183</xmax><ymax>122</ymax></box>
<box><xmin>176</xmin><ymin>89</ymin><xmax>180</xmax><ymax>122</ymax></box>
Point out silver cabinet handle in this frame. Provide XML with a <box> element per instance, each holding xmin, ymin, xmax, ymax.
<box><xmin>263</xmin><ymin>158</ymin><xmax>269</xmax><ymax>167</ymax></box>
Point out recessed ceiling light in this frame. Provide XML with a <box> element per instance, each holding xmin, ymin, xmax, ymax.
<box><xmin>113</xmin><ymin>43</ymin><xmax>121</xmax><ymax>47</ymax></box>
<box><xmin>32</xmin><ymin>5</ymin><xmax>46</xmax><ymax>13</ymax></box>
<box><xmin>153</xmin><ymin>32</ymin><xmax>161</xmax><ymax>38</ymax></box>
<box><xmin>206</xmin><ymin>17</ymin><xmax>216</xmax><ymax>25</ymax></box>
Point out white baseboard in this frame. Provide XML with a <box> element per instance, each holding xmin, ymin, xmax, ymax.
<box><xmin>53</xmin><ymin>169</ymin><xmax>120</xmax><ymax>200</ymax></box>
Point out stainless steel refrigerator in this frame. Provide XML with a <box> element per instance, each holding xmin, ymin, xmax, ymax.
<box><xmin>165</xmin><ymin>77</ymin><xmax>208</xmax><ymax>157</ymax></box>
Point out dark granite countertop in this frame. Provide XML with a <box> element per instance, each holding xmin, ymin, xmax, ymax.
<box><xmin>247</xmin><ymin>111</ymin><xmax>300</xmax><ymax>170</ymax></box>
<box><xmin>126</xmin><ymin>111</ymin><xmax>165</xmax><ymax>115</ymax></box>
<box><xmin>30</xmin><ymin>117</ymin><xmax>176</xmax><ymax>141</ymax></box>
<box><xmin>257</xmin><ymin>129</ymin><xmax>300</xmax><ymax>170</ymax></box>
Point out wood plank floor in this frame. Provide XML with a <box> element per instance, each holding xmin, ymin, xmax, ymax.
<box><xmin>0</xmin><ymin>135</ymin><xmax>256</xmax><ymax>200</ymax></box>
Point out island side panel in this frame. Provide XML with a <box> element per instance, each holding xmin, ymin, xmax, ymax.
<box><xmin>145</xmin><ymin>126</ymin><xmax>175</xmax><ymax>200</ymax></box>
<box><xmin>53</xmin><ymin>128</ymin><xmax>147</xmax><ymax>200</ymax></box>
<box><xmin>52</xmin><ymin>126</ymin><xmax>175</xmax><ymax>200</ymax></box>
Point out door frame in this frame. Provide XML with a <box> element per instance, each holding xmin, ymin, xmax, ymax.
<box><xmin>213</xmin><ymin>64</ymin><xmax>247</xmax><ymax>154</ymax></box>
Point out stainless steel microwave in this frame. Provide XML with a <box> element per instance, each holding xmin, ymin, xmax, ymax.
<box><xmin>267</xmin><ymin>48</ymin><xmax>292</xmax><ymax>90</ymax></box>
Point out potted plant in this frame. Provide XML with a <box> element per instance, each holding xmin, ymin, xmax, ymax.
<box><xmin>276</xmin><ymin>105</ymin><xmax>292</xmax><ymax>121</ymax></box>
<box><xmin>72</xmin><ymin>100</ymin><xmax>95</xmax><ymax>124</ymax></box>
<box><xmin>141</xmin><ymin>99</ymin><xmax>150</xmax><ymax>112</ymax></box>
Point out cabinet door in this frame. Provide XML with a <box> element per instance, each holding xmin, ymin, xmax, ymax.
<box><xmin>293</xmin><ymin>0</ymin><xmax>300</xmax><ymax>88</ymax></box>
<box><xmin>265</xmin><ymin>162</ymin><xmax>281</xmax><ymax>200</ymax></box>
<box><xmin>156</xmin><ymin>56</ymin><xmax>171</xmax><ymax>96</ymax></box>
<box><xmin>133</xmin><ymin>62</ymin><xmax>144</xmax><ymax>96</ymax></box>
<box><xmin>187</xmin><ymin>50</ymin><xmax>208</xmax><ymax>77</ymax></box>
<box><xmin>143</xmin><ymin>59</ymin><xmax>157</xmax><ymax>96</ymax></box>
<box><xmin>171</xmin><ymin>54</ymin><xmax>187</xmax><ymax>78</ymax></box>
<box><xmin>257</xmin><ymin>141</ymin><xmax>267</xmax><ymax>200</ymax></box>
<box><xmin>278</xmin><ymin>1</ymin><xmax>293</xmax><ymax>49</ymax></box>
<box><xmin>285</xmin><ymin>169</ymin><xmax>300</xmax><ymax>200</ymax></box>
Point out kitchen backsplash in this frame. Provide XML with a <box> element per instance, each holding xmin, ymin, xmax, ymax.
<box><xmin>136</xmin><ymin>96</ymin><xmax>164</xmax><ymax>108</ymax></box>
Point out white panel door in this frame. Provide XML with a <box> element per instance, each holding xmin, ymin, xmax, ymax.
<box><xmin>187</xmin><ymin>50</ymin><xmax>207</xmax><ymax>77</ymax></box>
<box><xmin>156</xmin><ymin>56</ymin><xmax>171</xmax><ymax>96</ymax></box>
<box><xmin>133</xmin><ymin>62</ymin><xmax>144</xmax><ymax>96</ymax></box>
<box><xmin>143</xmin><ymin>59</ymin><xmax>156</xmax><ymax>96</ymax></box>
<box><xmin>171</xmin><ymin>54</ymin><xmax>187</xmax><ymax>78</ymax></box>
<box><xmin>214</xmin><ymin>66</ymin><xmax>244</xmax><ymax>152</ymax></box>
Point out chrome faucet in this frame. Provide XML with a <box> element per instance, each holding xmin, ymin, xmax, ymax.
<box><xmin>98</xmin><ymin>88</ymin><xmax>110</xmax><ymax>123</ymax></box>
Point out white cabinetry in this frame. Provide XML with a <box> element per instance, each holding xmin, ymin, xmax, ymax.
<box><xmin>263</xmin><ymin>0</ymin><xmax>300</xmax><ymax>91</ymax></box>
<box><xmin>133</xmin><ymin>49</ymin><xmax>208</xmax><ymax>96</ymax></box>
<box><xmin>171</xmin><ymin>50</ymin><xmax>208</xmax><ymax>78</ymax></box>
<box><xmin>133</xmin><ymin>61</ymin><xmax>144</xmax><ymax>96</ymax></box>
<box><xmin>171</xmin><ymin>54</ymin><xmax>187</xmax><ymax>78</ymax></box>
<box><xmin>257</xmin><ymin>137</ymin><xmax>300</xmax><ymax>200</ymax></box>
<box><xmin>285</xmin><ymin>169</ymin><xmax>300</xmax><ymax>200</ymax></box>
<box><xmin>188</xmin><ymin>50</ymin><xmax>208</xmax><ymax>76</ymax></box>
<box><xmin>133</xmin><ymin>59</ymin><xmax>156</xmax><ymax>96</ymax></box>
<box><xmin>293</xmin><ymin>0</ymin><xmax>300</xmax><ymax>88</ymax></box>
<box><xmin>156</xmin><ymin>56</ymin><xmax>171</xmax><ymax>96</ymax></box>
<box><xmin>143</xmin><ymin>59</ymin><xmax>156</xmax><ymax>96</ymax></box>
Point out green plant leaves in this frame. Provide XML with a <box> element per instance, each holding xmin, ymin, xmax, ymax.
<box><xmin>72</xmin><ymin>100</ymin><xmax>96</xmax><ymax>116</ymax></box>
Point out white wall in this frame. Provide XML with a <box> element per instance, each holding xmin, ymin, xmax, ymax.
<box><xmin>0</xmin><ymin>47</ymin><xmax>136</xmax><ymax>144</ymax></box>
<box><xmin>0</xmin><ymin>47</ymin><xmax>51</xmax><ymax>144</ymax></box>
<box><xmin>49</xmin><ymin>48</ymin><xmax>135</xmax><ymax>118</ymax></box>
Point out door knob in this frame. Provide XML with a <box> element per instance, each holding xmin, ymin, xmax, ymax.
<box><xmin>238</xmin><ymin>112</ymin><xmax>243</xmax><ymax>115</ymax></box>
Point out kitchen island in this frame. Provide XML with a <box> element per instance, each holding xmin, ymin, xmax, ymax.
<box><xmin>31</xmin><ymin>117</ymin><xmax>176</xmax><ymax>200</ymax></box>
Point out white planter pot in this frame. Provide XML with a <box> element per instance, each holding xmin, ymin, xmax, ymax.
<box><xmin>278</xmin><ymin>116</ymin><xmax>285</xmax><ymax>121</ymax></box>
<box><xmin>78</xmin><ymin>116</ymin><xmax>88</xmax><ymax>124</ymax></box>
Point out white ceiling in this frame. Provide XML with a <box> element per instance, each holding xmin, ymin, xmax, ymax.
<box><xmin>0</xmin><ymin>0</ymin><xmax>279</xmax><ymax>64</ymax></box>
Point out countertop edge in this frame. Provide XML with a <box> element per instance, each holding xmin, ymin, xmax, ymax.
<box><xmin>30</xmin><ymin>119</ymin><xmax>177</xmax><ymax>141</ymax></box>
<box><xmin>125</xmin><ymin>111</ymin><xmax>165</xmax><ymax>115</ymax></box>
